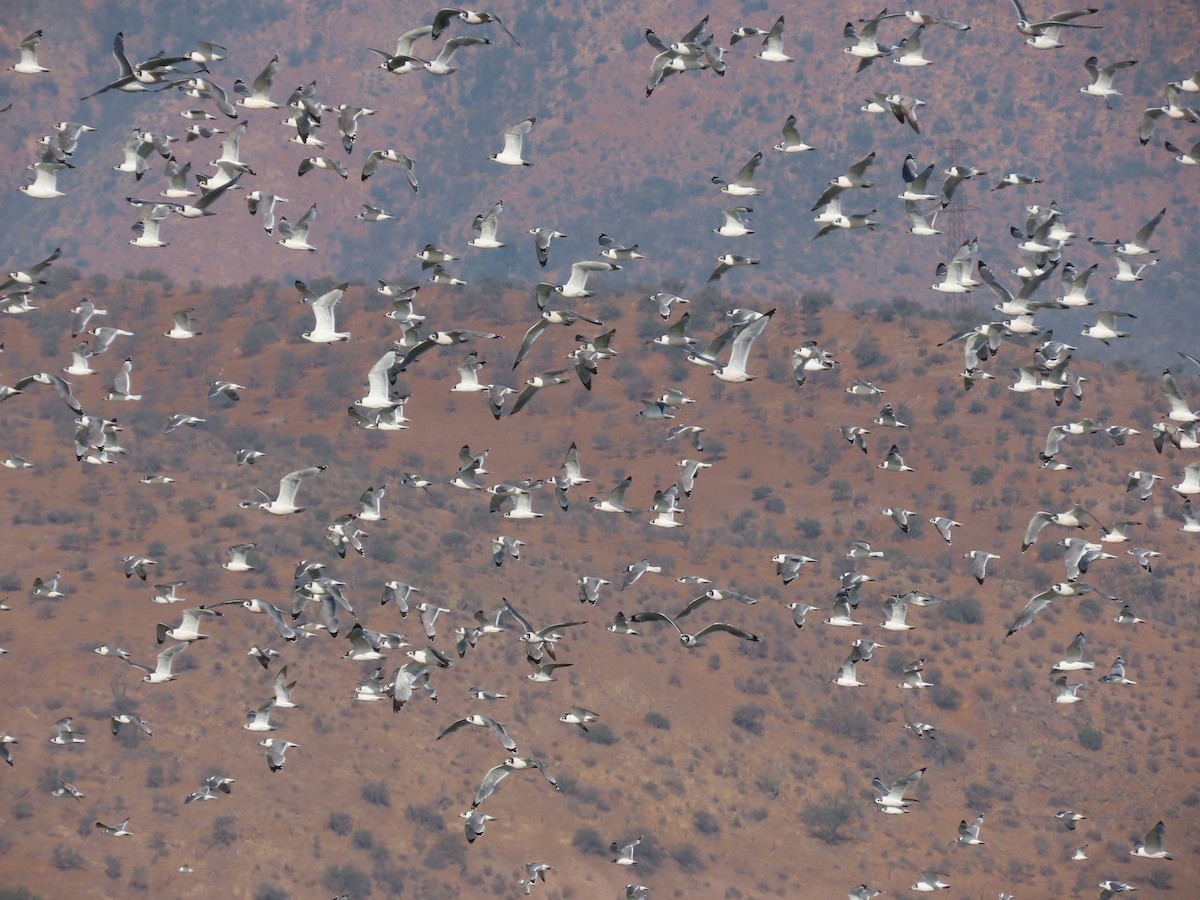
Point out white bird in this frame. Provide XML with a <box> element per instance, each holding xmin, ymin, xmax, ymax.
<box><xmin>911</xmin><ymin>871</ymin><xmax>950</xmax><ymax>891</ymax></box>
<box><xmin>560</xmin><ymin>705</ymin><xmax>600</xmax><ymax>731</ymax></box>
<box><xmin>96</xmin><ymin>818</ymin><xmax>133</xmax><ymax>837</ymax></box>
<box><xmin>277</xmin><ymin>203</ymin><xmax>318</xmax><ymax>251</ymax></box>
<box><xmin>714</xmin><ymin>206</ymin><xmax>754</xmax><ymax>237</ymax></box>
<box><xmin>1052</xmin><ymin>632</ymin><xmax>1094</xmax><ymax>672</ymax></box>
<box><xmin>756</xmin><ymin>16</ymin><xmax>793</xmax><ymax>62</ymax></box>
<box><xmin>470</xmin><ymin>200</ymin><xmax>506</xmax><ymax>248</ymax></box>
<box><xmin>236</xmin><ymin>55</ymin><xmax>280</xmax><ymax>108</ymax></box>
<box><xmin>157</xmin><ymin>607</ymin><xmax>220</xmax><ymax>644</ymax></box>
<box><xmin>300</xmin><ymin>282</ymin><xmax>350</xmax><ymax>343</ymax></box>
<box><xmin>1099</xmin><ymin>655</ymin><xmax>1136</xmax><ymax>685</ymax></box>
<box><xmin>261</xmin><ymin>738</ymin><xmax>299</xmax><ymax>772</ymax></box>
<box><xmin>1081</xmin><ymin>310</ymin><xmax>1137</xmax><ymax>344</ymax></box>
<box><xmin>873</xmin><ymin>767</ymin><xmax>925</xmax><ymax>811</ymax></box>
<box><xmin>410</xmin><ymin>35</ymin><xmax>493</xmax><ymax>76</ymax></box>
<box><xmin>964</xmin><ymin>550</ymin><xmax>999</xmax><ymax>584</ymax></box>
<box><xmin>127</xmin><ymin>643</ymin><xmax>188</xmax><ymax>684</ymax></box>
<box><xmin>710</xmin><ymin>308</ymin><xmax>775</xmax><ymax>382</ymax></box>
<box><xmin>241</xmin><ymin>466</ymin><xmax>326</xmax><ymax>515</ymax></box>
<box><xmin>611</xmin><ymin>837</ymin><xmax>642</xmax><ymax>866</ymax></box>
<box><xmin>1130</xmin><ymin>820</ymin><xmax>1173</xmax><ymax>859</ymax></box>
<box><xmin>1080</xmin><ymin>56</ymin><xmax>1138</xmax><ymax>107</ymax></box>
<box><xmin>956</xmin><ymin>813</ymin><xmax>985</xmax><ymax>845</ymax></box>
<box><xmin>713</xmin><ymin>151</ymin><xmax>764</xmax><ymax>197</ymax></box>
<box><xmin>893</xmin><ymin>25</ymin><xmax>932</xmax><ymax>66</ymax></box>
<box><xmin>19</xmin><ymin>162</ymin><xmax>68</xmax><ymax>199</ymax></box>
<box><xmin>11</xmin><ymin>30</ymin><xmax>48</xmax><ymax>74</ymax></box>
<box><xmin>774</xmin><ymin>114</ymin><xmax>815</xmax><ymax>152</ymax></box>
<box><xmin>491</xmin><ymin>117</ymin><xmax>535</xmax><ymax>166</ymax></box>
<box><xmin>1053</xmin><ymin>675</ymin><xmax>1084</xmax><ymax>703</ymax></box>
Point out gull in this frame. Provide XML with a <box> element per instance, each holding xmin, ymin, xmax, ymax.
<box><xmin>1165</xmin><ymin>137</ymin><xmax>1200</xmax><ymax>165</ymax></box>
<box><xmin>812</xmin><ymin>209</ymin><xmax>878</xmax><ymax>240</ymax></box>
<box><xmin>95</xmin><ymin>645</ymin><xmax>132</xmax><ymax>662</ymax></box>
<box><xmin>407</xmin><ymin>35</ymin><xmax>493</xmax><ymax>75</ymax></box>
<box><xmin>874</xmin><ymin>767</ymin><xmax>925</xmax><ymax>812</ymax></box>
<box><xmin>874</xmin><ymin>404</ymin><xmax>907</xmax><ymax>427</ymax></box>
<box><xmin>1091</xmin><ymin>207</ymin><xmax>1166</xmax><ymax>257</ymax></box>
<box><xmin>1057</xmin><ymin>810</ymin><xmax>1087</xmax><ymax>830</ymax></box>
<box><xmin>31</xmin><ymin>571</ymin><xmax>65</xmax><ymax>598</ymax></box>
<box><xmin>246</xmin><ymin>191</ymin><xmax>287</xmax><ymax>234</ymax></box>
<box><xmin>473</xmin><ymin>757</ymin><xmax>559</xmax><ymax>807</ymax></box>
<box><xmin>514</xmin><ymin>309</ymin><xmax>603</xmax><ymax>369</ymax></box>
<box><xmin>612</xmin><ymin>837</ymin><xmax>642</xmax><ymax>866</ymax></box>
<box><xmin>1128</xmin><ymin>547</ymin><xmax>1161</xmax><ymax>572</ymax></box>
<box><xmin>248</xmin><ymin>646</ymin><xmax>279</xmax><ymax>669</ymax></box>
<box><xmin>844</xmin><ymin>13</ymin><xmax>894</xmax><ymax>71</ymax></box>
<box><xmin>677</xmin><ymin>459</ymin><xmax>712</xmax><ymax>497</ymax></box>
<box><xmin>713</xmin><ymin>151</ymin><xmax>765</xmax><ymax>197</ymax></box>
<box><xmin>541</xmin><ymin>259</ymin><xmax>621</xmax><ymax>305</ymax></box>
<box><xmin>893</xmin><ymin>25</ymin><xmax>932</xmax><ymax>66</ymax></box>
<box><xmin>1138</xmin><ymin>83</ymin><xmax>1200</xmax><ymax>144</ymax></box>
<box><xmin>993</xmin><ymin>172</ymin><xmax>1043</xmax><ymax>190</ymax></box>
<box><xmin>667</xmin><ymin>423</ymin><xmax>705</xmax><ymax>452</ymax></box>
<box><xmin>1115</xmin><ymin>603</ymin><xmax>1146</xmax><ymax>624</ymax></box>
<box><xmin>128</xmin><ymin>203</ymin><xmax>172</xmax><ymax>248</ymax></box>
<box><xmin>277</xmin><ymin>203</ymin><xmax>318</xmax><ymax>251</ymax></box>
<box><xmin>1130</xmin><ymin>821</ymin><xmax>1173</xmax><ymax>859</ymax></box>
<box><xmin>357</xmin><ymin>204</ymin><xmax>395</xmax><ymax>222</ymax></box>
<box><xmin>787</xmin><ymin>602</ymin><xmax>819</xmax><ymax>629</ymax></box>
<box><xmin>1162</xmin><ymin>369</ymin><xmax>1198</xmax><ymax>422</ymax></box>
<box><xmin>261</xmin><ymin>738</ymin><xmax>299</xmax><ymax>772</ymax></box>
<box><xmin>462</xmin><ymin>810</ymin><xmax>495</xmax><ymax>844</ymax></box>
<box><xmin>432</xmin><ymin>8</ymin><xmax>519</xmax><ymax>44</ymax></box>
<box><xmin>1070</xmin><ymin>846</ymin><xmax>1088</xmax><ymax>860</ymax></box>
<box><xmin>298</xmin><ymin>281</ymin><xmax>351</xmax><ymax>343</ymax></box>
<box><xmin>164</xmin><ymin>308</ymin><xmax>201</xmax><ymax>339</ymax></box>
<box><xmin>1081</xmin><ymin>56</ymin><xmax>1138</xmax><ymax>108</ymax></box>
<box><xmin>123</xmin><ymin>554</ymin><xmax>156</xmax><ymax>580</ymax></box>
<box><xmin>236</xmin><ymin>55</ymin><xmax>280</xmax><ymax>109</ymax></box>
<box><xmin>929</xmin><ymin>516</ymin><xmax>961</xmax><ymax>544</ymax></box>
<box><xmin>900</xmin><ymin>657</ymin><xmax>933</xmax><ymax>689</ymax></box>
<box><xmin>511</xmin><ymin>369</ymin><xmax>569</xmax><ymax>415</ymax></box>
<box><xmin>880</xmin><ymin>596</ymin><xmax>913</xmax><ymax>631</ymax></box>
<box><xmin>157</xmin><ymin>607</ymin><xmax>220</xmax><ymax>644</ymax></box>
<box><xmin>1081</xmin><ymin>310</ymin><xmax>1136</xmax><ymax>344</ymax></box>
<box><xmin>901</xmin><ymin>154</ymin><xmax>938</xmax><ymax>201</ymax></box>
<box><xmin>965</xmin><ymin>550</ymin><xmax>999</xmax><ymax>584</ymax></box>
<box><xmin>731</xmin><ymin>25</ymin><xmax>768</xmax><ymax>44</ymax></box>
<box><xmin>492</xmin><ymin>535</ymin><xmax>526</xmax><ymax>567</ymax></box>
<box><xmin>1101</xmin><ymin>520</ymin><xmax>1141</xmax><ymax>544</ymax></box>
<box><xmin>96</xmin><ymin>818</ymin><xmax>133</xmax><ymax>837</ymax></box>
<box><xmin>905</xmin><ymin>200</ymin><xmax>942</xmax><ymax>236</ymax></box>
<box><xmin>470</xmin><ymin>199</ymin><xmax>506</xmax><ymax>248</ymax></box>
<box><xmin>11</xmin><ymin>30</ymin><xmax>48</xmax><ymax>74</ymax></box>
<box><xmin>622</xmin><ymin>558</ymin><xmax>662</xmax><ymax>591</ymax></box>
<box><xmin>151</xmin><ymin>581</ymin><xmax>189</xmax><ymax>604</ymax></box>
<box><xmin>1111</xmin><ymin>255</ymin><xmax>1156</xmax><ymax>283</ymax></box>
<box><xmin>163</xmin><ymin>413</ymin><xmax>204</xmax><ymax>434</ymax></box>
<box><xmin>1053</xmin><ymin>675</ymin><xmax>1084</xmax><ymax>703</ymax></box>
<box><xmin>298</xmin><ymin>155</ymin><xmax>348</xmax><ymax>179</ymax></box>
<box><xmin>879</xmin><ymin>444</ymin><xmax>915</xmax><ymax>472</ymax></box>
<box><xmin>906</xmin><ymin>722</ymin><xmax>938</xmax><ymax>740</ymax></box>
<box><xmin>241</xmin><ymin>466</ymin><xmax>326</xmax><ymax>515</ymax></box>
<box><xmin>560</xmin><ymin>705</ymin><xmax>600</xmax><ymax>731</ymax></box>
<box><xmin>768</xmin><ymin>554</ymin><xmax>816</xmax><ymax>588</ymax></box>
<box><xmin>361</xmin><ymin>150</ymin><xmax>419</xmax><ymax>192</ymax></box>
<box><xmin>1009</xmin><ymin>1</ymin><xmax>1101</xmax><ymax>48</ymax></box>
<box><xmin>127</xmin><ymin>643</ymin><xmax>188</xmax><ymax>683</ymax></box>
<box><xmin>709</xmin><ymin>308</ymin><xmax>775</xmax><ymax>382</ymax></box>
<box><xmin>882</xmin><ymin>507</ymin><xmax>914</xmax><ymax>534</ymax></box>
<box><xmin>714</xmin><ymin>206</ymin><xmax>754</xmax><ymax>237</ymax></box>
<box><xmin>49</xmin><ymin>717</ymin><xmax>86</xmax><ymax>745</ymax></box>
<box><xmin>630</xmin><ymin>611</ymin><xmax>759</xmax><ymax>647</ymax></box>
<box><xmin>367</xmin><ymin>23</ymin><xmax>436</xmax><ymax>71</ymax></box>
<box><xmin>53</xmin><ymin>781</ymin><xmax>86</xmax><ymax>800</ymax></box>
<box><xmin>706</xmin><ymin>254</ymin><xmax>759</xmax><ymax>283</ymax></box>
<box><xmin>438</xmin><ymin>714</ymin><xmax>518</xmax><ymax>751</ymax></box>
<box><xmin>492</xmin><ymin>117</ymin><xmax>535</xmax><ymax>166</ymax></box>
<box><xmin>527</xmin><ymin>659</ymin><xmax>572</xmax><ymax>682</ymax></box>
<box><xmin>18</xmin><ymin>162</ymin><xmax>68</xmax><ymax>199</ymax></box>
<box><xmin>526</xmin><ymin>227</ymin><xmax>568</xmax><ymax>268</ymax></box>
<box><xmin>774</xmin><ymin>114</ymin><xmax>815</xmax><ymax>152</ymax></box>
<box><xmin>911</xmin><ymin>871</ymin><xmax>950</xmax><ymax>891</ymax></box>
<box><xmin>1099</xmin><ymin>655</ymin><xmax>1136</xmax><ymax>685</ymax></box>
<box><xmin>106</xmin><ymin>358</ymin><xmax>141</xmax><ymax>402</ymax></box>
<box><xmin>812</xmin><ymin>151</ymin><xmax>877</xmax><ymax>212</ymax></box>
<box><xmin>956</xmin><ymin>813</ymin><xmax>985</xmax><ymax>845</ymax></box>
<box><xmin>209</xmin><ymin>379</ymin><xmax>245</xmax><ymax>402</ymax></box>
<box><xmin>1055</xmin><ymin>262</ymin><xmax>1098</xmax><ymax>306</ymax></box>
<box><xmin>608</xmin><ymin>611</ymin><xmax>639</xmax><ymax>634</ymax></box>
<box><xmin>243</xmin><ymin>700</ymin><xmax>278</xmax><ymax>732</ymax></box>
<box><xmin>755</xmin><ymin>16</ymin><xmax>793</xmax><ymax>62</ymax></box>
<box><xmin>592</xmin><ymin>476</ymin><xmax>635</xmax><ymax>513</ymax></box>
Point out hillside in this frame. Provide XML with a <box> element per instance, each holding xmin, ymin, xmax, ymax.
<box><xmin>0</xmin><ymin>2</ymin><xmax>1197</xmax><ymax>899</ymax></box>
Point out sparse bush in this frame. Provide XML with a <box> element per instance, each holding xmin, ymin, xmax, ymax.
<box><xmin>105</xmin><ymin>855</ymin><xmax>122</xmax><ymax>879</ymax></box>
<box><xmin>693</xmin><ymin>809</ymin><xmax>721</xmax><ymax>836</ymax></box>
<box><xmin>802</xmin><ymin>793</ymin><xmax>859</xmax><ymax>844</ymax></box>
<box><xmin>352</xmin><ymin>829</ymin><xmax>374</xmax><ymax>850</ymax></box>
<box><xmin>644</xmin><ymin>711</ymin><xmax>670</xmax><ymax>730</ymax></box>
<box><xmin>572</xmin><ymin>827</ymin><xmax>606</xmax><ymax>856</ymax></box>
<box><xmin>323</xmin><ymin>864</ymin><xmax>371</xmax><ymax>898</ymax></box>
<box><xmin>52</xmin><ymin>845</ymin><xmax>85</xmax><ymax>870</ymax></box>
<box><xmin>931</xmin><ymin>685</ymin><xmax>962</xmax><ymax>711</ymax></box>
<box><xmin>940</xmin><ymin>597</ymin><xmax>983</xmax><ymax>625</ymax></box>
<box><xmin>583</xmin><ymin>723</ymin><xmax>617</xmax><ymax>745</ymax></box>
<box><xmin>970</xmin><ymin>465</ymin><xmax>994</xmax><ymax>485</ymax></box>
<box><xmin>254</xmin><ymin>884</ymin><xmax>289</xmax><ymax>900</ymax></box>
<box><xmin>328</xmin><ymin>811</ymin><xmax>353</xmax><ymax>836</ymax></box>
<box><xmin>731</xmin><ymin>704</ymin><xmax>764</xmax><ymax>735</ymax></box>
<box><xmin>211</xmin><ymin>815</ymin><xmax>237</xmax><ymax>846</ymax></box>
<box><xmin>405</xmin><ymin>804</ymin><xmax>443</xmax><ymax>832</ymax></box>
<box><xmin>360</xmin><ymin>781</ymin><xmax>390</xmax><ymax>807</ymax></box>
<box><xmin>1077</xmin><ymin>725</ymin><xmax>1104</xmax><ymax>751</ymax></box>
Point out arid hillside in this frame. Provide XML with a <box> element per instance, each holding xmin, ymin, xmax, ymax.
<box><xmin>0</xmin><ymin>2</ymin><xmax>1197</xmax><ymax>899</ymax></box>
